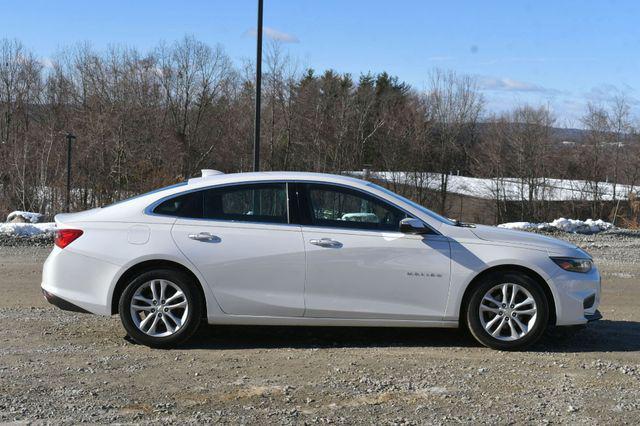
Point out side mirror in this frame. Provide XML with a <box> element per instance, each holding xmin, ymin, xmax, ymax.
<box><xmin>399</xmin><ymin>217</ymin><xmax>429</xmax><ymax>234</ymax></box>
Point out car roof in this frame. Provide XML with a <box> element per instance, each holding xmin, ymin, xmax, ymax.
<box><xmin>111</xmin><ymin>171</ymin><xmax>372</xmax><ymax>212</ymax></box>
<box><xmin>186</xmin><ymin>171</ymin><xmax>366</xmax><ymax>188</ymax></box>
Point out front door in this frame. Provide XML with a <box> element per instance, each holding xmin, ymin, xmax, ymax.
<box><xmin>297</xmin><ymin>183</ymin><xmax>451</xmax><ymax>320</ymax></box>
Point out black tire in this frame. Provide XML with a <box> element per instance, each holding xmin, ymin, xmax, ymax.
<box><xmin>465</xmin><ymin>271</ymin><xmax>549</xmax><ymax>351</ymax></box>
<box><xmin>119</xmin><ymin>268</ymin><xmax>202</xmax><ymax>348</ymax></box>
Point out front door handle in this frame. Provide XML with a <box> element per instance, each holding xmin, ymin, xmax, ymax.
<box><xmin>309</xmin><ymin>238</ymin><xmax>342</xmax><ymax>248</ymax></box>
<box><xmin>188</xmin><ymin>232</ymin><xmax>221</xmax><ymax>242</ymax></box>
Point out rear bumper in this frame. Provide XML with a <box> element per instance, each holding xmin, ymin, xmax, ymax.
<box><xmin>42</xmin><ymin>289</ymin><xmax>90</xmax><ymax>313</ymax></box>
<box><xmin>41</xmin><ymin>246</ymin><xmax>119</xmax><ymax>316</ymax></box>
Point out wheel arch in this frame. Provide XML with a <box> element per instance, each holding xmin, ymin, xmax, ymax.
<box><xmin>110</xmin><ymin>259</ymin><xmax>207</xmax><ymax>317</ymax></box>
<box><xmin>459</xmin><ymin>264</ymin><xmax>557</xmax><ymax>327</ymax></box>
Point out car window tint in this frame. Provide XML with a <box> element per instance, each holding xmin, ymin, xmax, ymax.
<box><xmin>203</xmin><ymin>183</ymin><xmax>288</xmax><ymax>224</ymax></box>
<box><xmin>153</xmin><ymin>191</ymin><xmax>203</xmax><ymax>218</ymax></box>
<box><xmin>306</xmin><ymin>184</ymin><xmax>406</xmax><ymax>231</ymax></box>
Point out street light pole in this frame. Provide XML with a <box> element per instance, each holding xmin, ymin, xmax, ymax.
<box><xmin>66</xmin><ymin>133</ymin><xmax>76</xmax><ymax>212</ymax></box>
<box><xmin>253</xmin><ymin>0</ymin><xmax>263</xmax><ymax>172</ymax></box>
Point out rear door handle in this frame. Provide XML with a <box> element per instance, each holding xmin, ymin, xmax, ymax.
<box><xmin>188</xmin><ymin>232</ymin><xmax>221</xmax><ymax>242</ymax></box>
<box><xmin>309</xmin><ymin>238</ymin><xmax>342</xmax><ymax>248</ymax></box>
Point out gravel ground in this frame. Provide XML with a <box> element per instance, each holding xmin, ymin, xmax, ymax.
<box><xmin>1</xmin><ymin>231</ymin><xmax>639</xmax><ymax>424</ymax></box>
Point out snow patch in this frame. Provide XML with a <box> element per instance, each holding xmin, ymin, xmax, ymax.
<box><xmin>0</xmin><ymin>222</ymin><xmax>56</xmax><ymax>237</ymax></box>
<box><xmin>2</xmin><ymin>211</ymin><xmax>54</xmax><ymax>237</ymax></box>
<box><xmin>499</xmin><ymin>218</ymin><xmax>613</xmax><ymax>234</ymax></box>
<box><xmin>6</xmin><ymin>211</ymin><xmax>43</xmax><ymax>223</ymax></box>
<box><xmin>350</xmin><ymin>171</ymin><xmax>636</xmax><ymax>201</ymax></box>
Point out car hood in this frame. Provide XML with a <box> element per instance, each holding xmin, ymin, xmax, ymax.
<box><xmin>470</xmin><ymin>224</ymin><xmax>581</xmax><ymax>255</ymax></box>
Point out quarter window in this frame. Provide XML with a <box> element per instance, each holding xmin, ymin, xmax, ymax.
<box><xmin>153</xmin><ymin>191</ymin><xmax>202</xmax><ymax>218</ymax></box>
<box><xmin>303</xmin><ymin>184</ymin><xmax>407</xmax><ymax>231</ymax></box>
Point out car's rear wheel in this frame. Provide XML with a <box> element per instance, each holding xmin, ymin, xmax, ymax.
<box><xmin>119</xmin><ymin>269</ymin><xmax>202</xmax><ymax>348</ymax></box>
<box><xmin>466</xmin><ymin>271</ymin><xmax>549</xmax><ymax>350</ymax></box>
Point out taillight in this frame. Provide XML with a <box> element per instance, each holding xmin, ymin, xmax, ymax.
<box><xmin>55</xmin><ymin>229</ymin><xmax>84</xmax><ymax>249</ymax></box>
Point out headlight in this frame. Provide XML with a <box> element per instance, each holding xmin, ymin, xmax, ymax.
<box><xmin>550</xmin><ymin>257</ymin><xmax>592</xmax><ymax>273</ymax></box>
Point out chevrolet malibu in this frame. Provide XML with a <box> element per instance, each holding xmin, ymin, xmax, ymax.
<box><xmin>42</xmin><ymin>171</ymin><xmax>601</xmax><ymax>350</ymax></box>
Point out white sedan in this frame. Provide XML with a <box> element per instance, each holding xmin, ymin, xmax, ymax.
<box><xmin>42</xmin><ymin>171</ymin><xmax>601</xmax><ymax>350</ymax></box>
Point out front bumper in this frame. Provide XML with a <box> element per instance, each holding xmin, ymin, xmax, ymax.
<box><xmin>585</xmin><ymin>309</ymin><xmax>603</xmax><ymax>322</ymax></box>
<box><xmin>551</xmin><ymin>264</ymin><xmax>602</xmax><ymax>326</ymax></box>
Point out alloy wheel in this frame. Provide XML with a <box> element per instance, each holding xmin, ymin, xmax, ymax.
<box><xmin>479</xmin><ymin>283</ymin><xmax>538</xmax><ymax>342</ymax></box>
<box><xmin>129</xmin><ymin>279</ymin><xmax>189</xmax><ymax>337</ymax></box>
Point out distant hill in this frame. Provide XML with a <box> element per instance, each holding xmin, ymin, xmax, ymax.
<box><xmin>551</xmin><ymin>127</ymin><xmax>589</xmax><ymax>142</ymax></box>
<box><xmin>476</xmin><ymin>123</ymin><xmax>589</xmax><ymax>143</ymax></box>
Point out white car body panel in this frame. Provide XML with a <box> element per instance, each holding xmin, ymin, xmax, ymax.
<box><xmin>171</xmin><ymin>219</ymin><xmax>306</xmax><ymax>317</ymax></box>
<box><xmin>41</xmin><ymin>171</ymin><xmax>601</xmax><ymax>329</ymax></box>
<box><xmin>301</xmin><ymin>227</ymin><xmax>451</xmax><ymax>320</ymax></box>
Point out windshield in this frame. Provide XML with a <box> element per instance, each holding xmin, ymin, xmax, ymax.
<box><xmin>366</xmin><ymin>182</ymin><xmax>456</xmax><ymax>226</ymax></box>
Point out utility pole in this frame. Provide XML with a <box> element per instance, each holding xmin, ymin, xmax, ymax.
<box><xmin>66</xmin><ymin>133</ymin><xmax>76</xmax><ymax>212</ymax></box>
<box><xmin>253</xmin><ymin>0</ymin><xmax>264</xmax><ymax>172</ymax></box>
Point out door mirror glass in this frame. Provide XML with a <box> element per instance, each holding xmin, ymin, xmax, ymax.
<box><xmin>399</xmin><ymin>218</ymin><xmax>429</xmax><ymax>234</ymax></box>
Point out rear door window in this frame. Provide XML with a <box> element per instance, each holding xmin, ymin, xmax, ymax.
<box><xmin>203</xmin><ymin>183</ymin><xmax>288</xmax><ymax>224</ymax></box>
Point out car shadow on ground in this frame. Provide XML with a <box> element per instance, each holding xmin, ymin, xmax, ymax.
<box><xmin>167</xmin><ymin>319</ymin><xmax>640</xmax><ymax>352</ymax></box>
<box><xmin>183</xmin><ymin>325</ymin><xmax>476</xmax><ymax>350</ymax></box>
<box><xmin>534</xmin><ymin>319</ymin><xmax>640</xmax><ymax>353</ymax></box>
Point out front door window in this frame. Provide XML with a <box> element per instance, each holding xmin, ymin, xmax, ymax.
<box><xmin>303</xmin><ymin>184</ymin><xmax>407</xmax><ymax>231</ymax></box>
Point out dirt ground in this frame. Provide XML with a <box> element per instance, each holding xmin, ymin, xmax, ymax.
<box><xmin>1</xmin><ymin>235</ymin><xmax>639</xmax><ymax>425</ymax></box>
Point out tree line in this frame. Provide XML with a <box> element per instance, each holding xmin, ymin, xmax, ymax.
<box><xmin>1</xmin><ymin>37</ymin><xmax>639</xmax><ymax>224</ymax></box>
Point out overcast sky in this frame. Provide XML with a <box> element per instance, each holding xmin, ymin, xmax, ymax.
<box><xmin>2</xmin><ymin>0</ymin><xmax>639</xmax><ymax>126</ymax></box>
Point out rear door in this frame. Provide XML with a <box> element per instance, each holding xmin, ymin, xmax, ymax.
<box><xmin>295</xmin><ymin>183</ymin><xmax>451</xmax><ymax>320</ymax></box>
<box><xmin>166</xmin><ymin>182</ymin><xmax>306</xmax><ymax>317</ymax></box>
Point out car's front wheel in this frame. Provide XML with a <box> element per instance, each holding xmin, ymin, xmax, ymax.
<box><xmin>466</xmin><ymin>271</ymin><xmax>549</xmax><ymax>350</ymax></box>
<box><xmin>119</xmin><ymin>269</ymin><xmax>202</xmax><ymax>348</ymax></box>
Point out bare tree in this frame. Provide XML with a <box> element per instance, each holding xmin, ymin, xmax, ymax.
<box><xmin>581</xmin><ymin>103</ymin><xmax>612</xmax><ymax>217</ymax></box>
<box><xmin>609</xmin><ymin>96</ymin><xmax>632</xmax><ymax>201</ymax></box>
<box><xmin>509</xmin><ymin>105</ymin><xmax>555</xmax><ymax>221</ymax></box>
<box><xmin>1</xmin><ymin>36</ymin><xmax>639</xmax><ymax>228</ymax></box>
<box><xmin>157</xmin><ymin>36</ymin><xmax>232</xmax><ymax>178</ymax></box>
<box><xmin>424</xmin><ymin>69</ymin><xmax>483</xmax><ymax>214</ymax></box>
<box><xmin>473</xmin><ymin>114</ymin><xmax>511</xmax><ymax>223</ymax></box>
